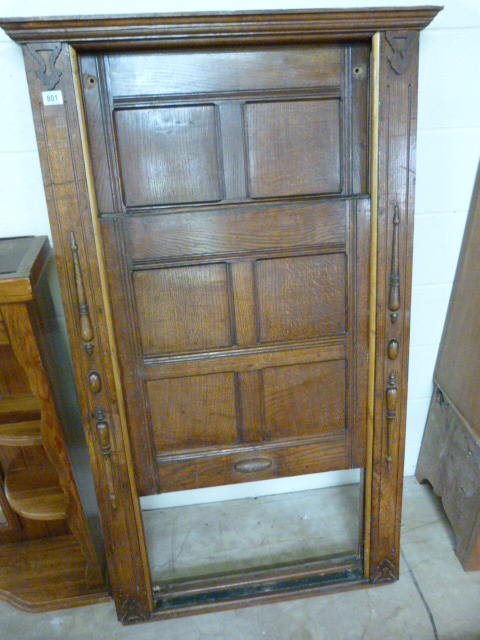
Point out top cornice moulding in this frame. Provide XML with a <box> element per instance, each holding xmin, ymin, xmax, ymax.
<box><xmin>0</xmin><ymin>7</ymin><xmax>442</xmax><ymax>50</ymax></box>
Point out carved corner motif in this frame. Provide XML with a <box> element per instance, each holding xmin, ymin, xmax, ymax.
<box><xmin>372</xmin><ymin>558</ymin><xmax>397</xmax><ymax>584</ymax></box>
<box><xmin>385</xmin><ymin>32</ymin><xmax>416</xmax><ymax>75</ymax></box>
<box><xmin>119</xmin><ymin>597</ymin><xmax>149</xmax><ymax>624</ymax></box>
<box><xmin>26</xmin><ymin>43</ymin><xmax>62</xmax><ymax>90</ymax></box>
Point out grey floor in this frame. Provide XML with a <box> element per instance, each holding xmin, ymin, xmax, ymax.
<box><xmin>1</xmin><ymin>477</ymin><xmax>480</xmax><ymax>639</ymax></box>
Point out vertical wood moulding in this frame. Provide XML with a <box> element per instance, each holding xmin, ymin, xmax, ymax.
<box><xmin>369</xmin><ymin>30</ymin><xmax>419</xmax><ymax>581</ymax></box>
<box><xmin>69</xmin><ymin>45</ymin><xmax>153</xmax><ymax>612</ymax></box>
<box><xmin>19</xmin><ymin>40</ymin><xmax>152</xmax><ymax>618</ymax></box>
<box><xmin>364</xmin><ymin>30</ymin><xmax>381</xmax><ymax>580</ymax></box>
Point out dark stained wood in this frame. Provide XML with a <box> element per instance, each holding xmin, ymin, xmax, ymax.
<box><xmin>126</xmin><ymin>200</ymin><xmax>347</xmax><ymax>261</ymax></box>
<box><xmin>148</xmin><ymin>374</ymin><xmax>237</xmax><ymax>451</ymax></box>
<box><xmin>22</xmin><ymin>43</ymin><xmax>155</xmax><ymax>619</ymax></box>
<box><xmin>2</xmin><ymin>7</ymin><xmax>440</xmax><ymax>622</ymax></box>
<box><xmin>256</xmin><ymin>254</ymin><xmax>346</xmax><ymax>343</ymax></box>
<box><xmin>114</xmin><ymin>106</ymin><xmax>221</xmax><ymax>207</ymax></box>
<box><xmin>109</xmin><ymin>46</ymin><xmax>343</xmax><ymax>97</ymax></box>
<box><xmin>157</xmin><ymin>435</ymin><xmax>348</xmax><ymax>492</ymax></box>
<box><xmin>246</xmin><ymin>99</ymin><xmax>341</xmax><ymax>198</ymax></box>
<box><xmin>0</xmin><ymin>8</ymin><xmax>442</xmax><ymax>48</ymax></box>
<box><xmin>262</xmin><ymin>361</ymin><xmax>346</xmax><ymax>439</ymax></box>
<box><xmin>144</xmin><ymin>339</ymin><xmax>347</xmax><ymax>380</ymax></box>
<box><xmin>133</xmin><ymin>264</ymin><xmax>233</xmax><ymax>354</ymax></box>
<box><xmin>368</xmin><ymin>31</ymin><xmax>420</xmax><ymax>582</ymax></box>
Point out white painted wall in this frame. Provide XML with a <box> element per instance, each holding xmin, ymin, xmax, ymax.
<box><xmin>0</xmin><ymin>0</ymin><xmax>479</xmax><ymax>504</ymax></box>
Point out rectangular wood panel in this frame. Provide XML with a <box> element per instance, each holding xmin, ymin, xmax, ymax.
<box><xmin>108</xmin><ymin>47</ymin><xmax>343</xmax><ymax>98</ymax></box>
<box><xmin>126</xmin><ymin>200</ymin><xmax>347</xmax><ymax>261</ymax></box>
<box><xmin>147</xmin><ymin>374</ymin><xmax>237</xmax><ymax>452</ymax></box>
<box><xmin>255</xmin><ymin>254</ymin><xmax>346</xmax><ymax>343</ymax></box>
<box><xmin>262</xmin><ymin>360</ymin><xmax>346</xmax><ymax>439</ymax></box>
<box><xmin>245</xmin><ymin>99</ymin><xmax>341</xmax><ymax>198</ymax></box>
<box><xmin>114</xmin><ymin>105</ymin><xmax>221</xmax><ymax>207</ymax></box>
<box><xmin>156</xmin><ymin>436</ymin><xmax>348</xmax><ymax>492</ymax></box>
<box><xmin>144</xmin><ymin>340</ymin><xmax>347</xmax><ymax>380</ymax></box>
<box><xmin>133</xmin><ymin>264</ymin><xmax>233</xmax><ymax>355</ymax></box>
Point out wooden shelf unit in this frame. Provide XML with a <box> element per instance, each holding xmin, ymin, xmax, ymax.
<box><xmin>0</xmin><ymin>236</ymin><xmax>108</xmax><ymax>611</ymax></box>
<box><xmin>0</xmin><ymin>394</ymin><xmax>42</xmax><ymax>447</ymax></box>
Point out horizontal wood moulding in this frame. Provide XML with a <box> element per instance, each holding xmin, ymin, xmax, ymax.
<box><xmin>156</xmin><ymin>436</ymin><xmax>350</xmax><ymax>492</ymax></box>
<box><xmin>144</xmin><ymin>338</ymin><xmax>346</xmax><ymax>379</ymax></box>
<box><xmin>124</xmin><ymin>200</ymin><xmax>347</xmax><ymax>262</ymax></box>
<box><xmin>153</xmin><ymin>553</ymin><xmax>362</xmax><ymax>613</ymax></box>
<box><xmin>0</xmin><ymin>8</ymin><xmax>442</xmax><ymax>48</ymax></box>
<box><xmin>112</xmin><ymin>87</ymin><xmax>341</xmax><ymax>110</ymax></box>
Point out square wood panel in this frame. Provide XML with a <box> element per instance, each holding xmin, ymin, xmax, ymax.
<box><xmin>148</xmin><ymin>373</ymin><xmax>237</xmax><ymax>451</ymax></box>
<box><xmin>245</xmin><ymin>99</ymin><xmax>341</xmax><ymax>198</ymax></box>
<box><xmin>114</xmin><ymin>105</ymin><xmax>222</xmax><ymax>207</ymax></box>
<box><xmin>255</xmin><ymin>254</ymin><xmax>346</xmax><ymax>343</ymax></box>
<box><xmin>133</xmin><ymin>264</ymin><xmax>233</xmax><ymax>355</ymax></box>
<box><xmin>262</xmin><ymin>360</ymin><xmax>346</xmax><ymax>440</ymax></box>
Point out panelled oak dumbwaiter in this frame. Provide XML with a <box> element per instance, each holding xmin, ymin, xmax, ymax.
<box><xmin>1</xmin><ymin>7</ymin><xmax>440</xmax><ymax>623</ymax></box>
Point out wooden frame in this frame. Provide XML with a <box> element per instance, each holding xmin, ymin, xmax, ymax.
<box><xmin>0</xmin><ymin>7</ymin><xmax>441</xmax><ymax>622</ymax></box>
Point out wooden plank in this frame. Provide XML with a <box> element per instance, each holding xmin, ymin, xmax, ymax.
<box><xmin>145</xmin><ymin>339</ymin><xmax>347</xmax><ymax>380</ymax></box>
<box><xmin>156</xmin><ymin>435</ymin><xmax>348</xmax><ymax>492</ymax></box>
<box><xmin>125</xmin><ymin>200</ymin><xmax>347</xmax><ymax>261</ymax></box>
<box><xmin>108</xmin><ymin>47</ymin><xmax>343</xmax><ymax>97</ymax></box>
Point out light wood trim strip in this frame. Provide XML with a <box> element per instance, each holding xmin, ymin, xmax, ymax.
<box><xmin>364</xmin><ymin>31</ymin><xmax>380</xmax><ymax>579</ymax></box>
<box><xmin>69</xmin><ymin>46</ymin><xmax>153</xmax><ymax>610</ymax></box>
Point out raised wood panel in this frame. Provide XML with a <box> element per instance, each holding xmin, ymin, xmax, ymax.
<box><xmin>127</xmin><ymin>200</ymin><xmax>347</xmax><ymax>262</ymax></box>
<box><xmin>133</xmin><ymin>264</ymin><xmax>233</xmax><ymax>355</ymax></box>
<box><xmin>262</xmin><ymin>360</ymin><xmax>346</xmax><ymax>439</ymax></box>
<box><xmin>255</xmin><ymin>253</ymin><xmax>346</xmax><ymax>343</ymax></box>
<box><xmin>147</xmin><ymin>373</ymin><xmax>237</xmax><ymax>452</ymax></box>
<box><xmin>156</xmin><ymin>436</ymin><xmax>348</xmax><ymax>492</ymax></box>
<box><xmin>108</xmin><ymin>47</ymin><xmax>343</xmax><ymax>98</ymax></box>
<box><xmin>245</xmin><ymin>99</ymin><xmax>341</xmax><ymax>198</ymax></box>
<box><xmin>114</xmin><ymin>105</ymin><xmax>221</xmax><ymax>207</ymax></box>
